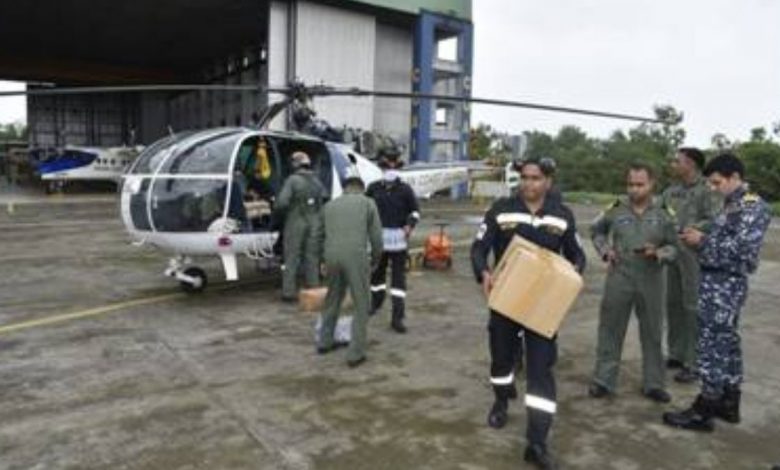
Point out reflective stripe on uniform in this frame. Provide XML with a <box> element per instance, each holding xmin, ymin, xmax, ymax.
<box><xmin>371</xmin><ymin>284</ymin><xmax>387</xmax><ymax>292</ymax></box>
<box><xmin>496</xmin><ymin>213</ymin><xmax>534</xmax><ymax>225</ymax></box>
<box><xmin>390</xmin><ymin>288</ymin><xmax>406</xmax><ymax>298</ymax></box>
<box><xmin>490</xmin><ymin>373</ymin><xmax>515</xmax><ymax>385</ymax></box>
<box><xmin>537</xmin><ymin>215</ymin><xmax>568</xmax><ymax>232</ymax></box>
<box><xmin>525</xmin><ymin>394</ymin><xmax>557</xmax><ymax>414</ymax></box>
<box><xmin>495</xmin><ymin>213</ymin><xmax>568</xmax><ymax>232</ymax></box>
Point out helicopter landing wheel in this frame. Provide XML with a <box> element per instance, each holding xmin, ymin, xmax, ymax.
<box><xmin>179</xmin><ymin>267</ymin><xmax>208</xmax><ymax>293</ymax></box>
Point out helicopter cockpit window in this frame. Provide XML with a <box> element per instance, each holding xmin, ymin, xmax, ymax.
<box><xmin>158</xmin><ymin>131</ymin><xmax>242</xmax><ymax>175</ymax></box>
<box><xmin>150</xmin><ymin>178</ymin><xmax>230</xmax><ymax>233</ymax></box>
<box><xmin>130</xmin><ymin>131</ymin><xmax>195</xmax><ymax>174</ymax></box>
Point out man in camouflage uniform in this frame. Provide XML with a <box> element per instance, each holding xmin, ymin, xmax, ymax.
<box><xmin>661</xmin><ymin>147</ymin><xmax>722</xmax><ymax>383</ymax></box>
<box><xmin>589</xmin><ymin>163</ymin><xmax>678</xmax><ymax>403</ymax></box>
<box><xmin>663</xmin><ymin>153</ymin><xmax>771</xmax><ymax>432</ymax></box>
<box><xmin>276</xmin><ymin>151</ymin><xmax>327</xmax><ymax>301</ymax></box>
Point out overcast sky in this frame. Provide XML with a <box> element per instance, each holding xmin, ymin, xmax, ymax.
<box><xmin>471</xmin><ymin>0</ymin><xmax>780</xmax><ymax>146</ymax></box>
<box><xmin>2</xmin><ymin>0</ymin><xmax>779</xmax><ymax>146</ymax></box>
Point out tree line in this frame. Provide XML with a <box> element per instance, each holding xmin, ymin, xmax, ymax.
<box><xmin>470</xmin><ymin>106</ymin><xmax>780</xmax><ymax>202</ymax></box>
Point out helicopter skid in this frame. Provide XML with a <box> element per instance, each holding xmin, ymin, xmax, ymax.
<box><xmin>130</xmin><ymin>231</ymin><xmax>278</xmax><ymax>289</ymax></box>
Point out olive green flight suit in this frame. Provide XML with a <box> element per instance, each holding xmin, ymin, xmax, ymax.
<box><xmin>591</xmin><ymin>197</ymin><xmax>678</xmax><ymax>392</ymax></box>
<box><xmin>318</xmin><ymin>190</ymin><xmax>383</xmax><ymax>362</ymax></box>
<box><xmin>661</xmin><ymin>176</ymin><xmax>722</xmax><ymax>368</ymax></box>
<box><xmin>277</xmin><ymin>169</ymin><xmax>327</xmax><ymax>299</ymax></box>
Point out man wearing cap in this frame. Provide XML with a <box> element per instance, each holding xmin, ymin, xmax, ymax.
<box><xmin>317</xmin><ymin>170</ymin><xmax>383</xmax><ymax>367</ymax></box>
<box><xmin>661</xmin><ymin>147</ymin><xmax>722</xmax><ymax>383</ymax></box>
<box><xmin>471</xmin><ymin>157</ymin><xmax>586</xmax><ymax>469</ymax></box>
<box><xmin>366</xmin><ymin>147</ymin><xmax>420</xmax><ymax>333</ymax></box>
<box><xmin>276</xmin><ymin>151</ymin><xmax>327</xmax><ymax>301</ymax></box>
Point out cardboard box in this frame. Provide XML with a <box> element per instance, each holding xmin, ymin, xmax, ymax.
<box><xmin>298</xmin><ymin>287</ymin><xmax>352</xmax><ymax>313</ymax></box>
<box><xmin>299</xmin><ymin>287</ymin><xmax>328</xmax><ymax>312</ymax></box>
<box><xmin>488</xmin><ymin>235</ymin><xmax>583</xmax><ymax>338</ymax></box>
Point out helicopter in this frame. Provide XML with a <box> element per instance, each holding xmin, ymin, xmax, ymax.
<box><xmin>1</xmin><ymin>82</ymin><xmax>662</xmax><ymax>292</ymax></box>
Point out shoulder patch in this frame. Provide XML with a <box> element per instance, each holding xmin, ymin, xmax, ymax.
<box><xmin>743</xmin><ymin>192</ymin><xmax>760</xmax><ymax>204</ymax></box>
<box><xmin>661</xmin><ymin>200</ymin><xmax>676</xmax><ymax>217</ymax></box>
<box><xmin>604</xmin><ymin>199</ymin><xmax>621</xmax><ymax>211</ymax></box>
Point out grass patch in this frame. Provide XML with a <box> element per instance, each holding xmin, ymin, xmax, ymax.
<box><xmin>563</xmin><ymin>191</ymin><xmax>618</xmax><ymax>207</ymax></box>
<box><xmin>771</xmin><ymin>202</ymin><xmax>780</xmax><ymax>217</ymax></box>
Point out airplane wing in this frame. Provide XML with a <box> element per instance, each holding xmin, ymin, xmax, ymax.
<box><xmin>397</xmin><ymin>163</ymin><xmax>470</xmax><ymax>199</ymax></box>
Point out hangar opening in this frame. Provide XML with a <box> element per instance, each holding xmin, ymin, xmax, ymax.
<box><xmin>0</xmin><ymin>0</ymin><xmax>473</xmax><ymax>164</ymax></box>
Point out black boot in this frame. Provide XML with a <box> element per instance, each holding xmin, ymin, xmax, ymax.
<box><xmin>524</xmin><ymin>443</ymin><xmax>558</xmax><ymax>470</ymax></box>
<box><xmin>370</xmin><ymin>291</ymin><xmax>385</xmax><ymax>316</ymax></box>
<box><xmin>662</xmin><ymin>394</ymin><xmax>717</xmax><ymax>432</ymax></box>
<box><xmin>390</xmin><ymin>297</ymin><xmax>407</xmax><ymax>333</ymax></box>
<box><xmin>487</xmin><ymin>398</ymin><xmax>508</xmax><ymax>429</ymax></box>
<box><xmin>673</xmin><ymin>367</ymin><xmax>699</xmax><ymax>384</ymax></box>
<box><xmin>716</xmin><ymin>386</ymin><xmax>741</xmax><ymax>424</ymax></box>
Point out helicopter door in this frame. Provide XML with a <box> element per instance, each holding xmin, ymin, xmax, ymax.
<box><xmin>268</xmin><ymin>138</ymin><xmax>333</xmax><ymax>199</ymax></box>
<box><xmin>234</xmin><ymin>136</ymin><xmax>276</xmax><ymax>232</ymax></box>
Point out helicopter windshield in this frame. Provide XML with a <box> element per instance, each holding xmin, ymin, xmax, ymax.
<box><xmin>129</xmin><ymin>129</ymin><xmax>242</xmax><ymax>175</ymax></box>
<box><xmin>157</xmin><ymin>130</ymin><xmax>243</xmax><ymax>175</ymax></box>
<box><xmin>130</xmin><ymin>131</ymin><xmax>196</xmax><ymax>174</ymax></box>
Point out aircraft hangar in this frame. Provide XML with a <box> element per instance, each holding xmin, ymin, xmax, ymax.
<box><xmin>0</xmin><ymin>0</ymin><xmax>473</xmax><ymax>164</ymax></box>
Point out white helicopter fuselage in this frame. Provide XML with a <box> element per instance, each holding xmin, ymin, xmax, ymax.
<box><xmin>119</xmin><ymin>128</ymin><xmax>468</xmax><ymax>289</ymax></box>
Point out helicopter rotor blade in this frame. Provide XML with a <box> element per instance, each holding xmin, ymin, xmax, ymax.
<box><xmin>0</xmin><ymin>82</ymin><xmax>664</xmax><ymax>124</ymax></box>
<box><xmin>310</xmin><ymin>87</ymin><xmax>663</xmax><ymax>124</ymax></box>
<box><xmin>0</xmin><ymin>84</ymin><xmax>289</xmax><ymax>98</ymax></box>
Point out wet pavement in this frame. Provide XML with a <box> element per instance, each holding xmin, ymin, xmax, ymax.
<box><xmin>0</xmin><ymin>194</ymin><xmax>779</xmax><ymax>470</ymax></box>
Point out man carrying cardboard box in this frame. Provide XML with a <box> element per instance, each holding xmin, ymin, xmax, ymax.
<box><xmin>589</xmin><ymin>162</ymin><xmax>678</xmax><ymax>403</ymax></box>
<box><xmin>471</xmin><ymin>157</ymin><xmax>586</xmax><ymax>470</ymax></box>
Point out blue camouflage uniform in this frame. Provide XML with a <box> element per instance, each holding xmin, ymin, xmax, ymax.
<box><xmin>696</xmin><ymin>186</ymin><xmax>771</xmax><ymax>397</ymax></box>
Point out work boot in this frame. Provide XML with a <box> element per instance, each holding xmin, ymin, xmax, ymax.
<box><xmin>666</xmin><ymin>358</ymin><xmax>684</xmax><ymax>370</ymax></box>
<box><xmin>588</xmin><ymin>382</ymin><xmax>611</xmax><ymax>399</ymax></box>
<box><xmin>674</xmin><ymin>367</ymin><xmax>699</xmax><ymax>384</ymax></box>
<box><xmin>390</xmin><ymin>298</ymin><xmax>407</xmax><ymax>333</ymax></box>
<box><xmin>316</xmin><ymin>342</ymin><xmax>347</xmax><ymax>355</ymax></box>
<box><xmin>643</xmin><ymin>388</ymin><xmax>672</xmax><ymax>403</ymax></box>
<box><xmin>370</xmin><ymin>291</ymin><xmax>385</xmax><ymax>316</ymax></box>
<box><xmin>524</xmin><ymin>443</ymin><xmax>558</xmax><ymax>470</ymax></box>
<box><xmin>716</xmin><ymin>386</ymin><xmax>741</xmax><ymax>424</ymax></box>
<box><xmin>662</xmin><ymin>394</ymin><xmax>716</xmax><ymax>432</ymax></box>
<box><xmin>487</xmin><ymin>398</ymin><xmax>508</xmax><ymax>429</ymax></box>
<box><xmin>507</xmin><ymin>383</ymin><xmax>518</xmax><ymax>400</ymax></box>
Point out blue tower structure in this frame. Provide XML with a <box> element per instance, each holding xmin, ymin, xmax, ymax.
<box><xmin>411</xmin><ymin>10</ymin><xmax>473</xmax><ymax>196</ymax></box>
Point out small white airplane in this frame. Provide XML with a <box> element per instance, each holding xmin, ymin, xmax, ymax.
<box><xmin>120</xmin><ymin>127</ymin><xmax>469</xmax><ymax>291</ymax></box>
<box><xmin>35</xmin><ymin>145</ymin><xmax>143</xmax><ymax>191</ymax></box>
